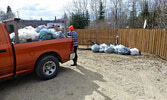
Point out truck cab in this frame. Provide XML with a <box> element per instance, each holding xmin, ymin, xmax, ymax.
<box><xmin>0</xmin><ymin>22</ymin><xmax>14</xmax><ymax>81</ymax></box>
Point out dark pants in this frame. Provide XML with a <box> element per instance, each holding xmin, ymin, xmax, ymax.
<box><xmin>73</xmin><ymin>46</ymin><xmax>78</xmax><ymax>64</ymax></box>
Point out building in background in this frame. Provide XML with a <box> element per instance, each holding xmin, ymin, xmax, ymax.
<box><xmin>4</xmin><ymin>17</ymin><xmax>64</xmax><ymax>33</ymax></box>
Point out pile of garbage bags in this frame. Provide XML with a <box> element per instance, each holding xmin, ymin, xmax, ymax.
<box><xmin>38</xmin><ymin>29</ymin><xmax>65</xmax><ymax>40</ymax></box>
<box><xmin>10</xmin><ymin>25</ymin><xmax>66</xmax><ymax>43</ymax></box>
<box><xmin>91</xmin><ymin>43</ymin><xmax>140</xmax><ymax>56</ymax></box>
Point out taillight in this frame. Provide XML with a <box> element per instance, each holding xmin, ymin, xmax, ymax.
<box><xmin>71</xmin><ymin>41</ymin><xmax>74</xmax><ymax>51</ymax></box>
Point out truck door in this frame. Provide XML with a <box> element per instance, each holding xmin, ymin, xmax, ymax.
<box><xmin>0</xmin><ymin>24</ymin><xmax>14</xmax><ymax>80</ymax></box>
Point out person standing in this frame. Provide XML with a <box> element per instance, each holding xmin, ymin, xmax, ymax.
<box><xmin>67</xmin><ymin>25</ymin><xmax>78</xmax><ymax>66</ymax></box>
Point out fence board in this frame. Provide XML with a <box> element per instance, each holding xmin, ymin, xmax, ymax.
<box><xmin>164</xmin><ymin>31</ymin><xmax>167</xmax><ymax>57</ymax></box>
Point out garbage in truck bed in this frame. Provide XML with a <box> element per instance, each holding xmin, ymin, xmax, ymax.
<box><xmin>10</xmin><ymin>25</ymin><xmax>66</xmax><ymax>43</ymax></box>
<box><xmin>91</xmin><ymin>43</ymin><xmax>140</xmax><ymax>56</ymax></box>
<box><xmin>10</xmin><ymin>26</ymin><xmax>39</xmax><ymax>42</ymax></box>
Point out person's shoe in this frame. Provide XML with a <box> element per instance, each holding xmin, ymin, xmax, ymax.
<box><xmin>71</xmin><ymin>64</ymin><xmax>77</xmax><ymax>66</ymax></box>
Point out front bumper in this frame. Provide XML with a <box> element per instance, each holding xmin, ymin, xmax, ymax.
<box><xmin>69</xmin><ymin>52</ymin><xmax>75</xmax><ymax>60</ymax></box>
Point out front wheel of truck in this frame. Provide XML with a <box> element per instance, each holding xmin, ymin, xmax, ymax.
<box><xmin>36</xmin><ymin>55</ymin><xmax>60</xmax><ymax>80</ymax></box>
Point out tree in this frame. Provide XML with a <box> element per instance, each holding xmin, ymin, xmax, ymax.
<box><xmin>129</xmin><ymin>1</ymin><xmax>137</xmax><ymax>28</ymax></box>
<box><xmin>154</xmin><ymin>0</ymin><xmax>167</xmax><ymax>29</ymax></box>
<box><xmin>135</xmin><ymin>0</ymin><xmax>150</xmax><ymax>28</ymax></box>
<box><xmin>90</xmin><ymin>0</ymin><xmax>100</xmax><ymax>20</ymax></box>
<box><xmin>98</xmin><ymin>1</ymin><xmax>105</xmax><ymax>21</ymax></box>
<box><xmin>64</xmin><ymin>13</ymin><xmax>68</xmax><ymax>33</ymax></box>
<box><xmin>70</xmin><ymin>10</ymin><xmax>90</xmax><ymax>29</ymax></box>
<box><xmin>149</xmin><ymin>7</ymin><xmax>158</xmax><ymax>28</ymax></box>
<box><xmin>111</xmin><ymin>0</ymin><xmax>124</xmax><ymax>29</ymax></box>
<box><xmin>85</xmin><ymin>10</ymin><xmax>90</xmax><ymax>26</ymax></box>
<box><xmin>6</xmin><ymin>6</ymin><xmax>15</xmax><ymax>19</ymax></box>
<box><xmin>0</xmin><ymin>10</ymin><xmax>6</xmax><ymax>21</ymax></box>
<box><xmin>7</xmin><ymin>6</ymin><xmax>12</xmax><ymax>13</ymax></box>
<box><xmin>64</xmin><ymin>0</ymin><xmax>88</xmax><ymax>16</ymax></box>
<box><xmin>141</xmin><ymin>1</ymin><xmax>149</xmax><ymax>21</ymax></box>
<box><xmin>70</xmin><ymin>12</ymin><xmax>84</xmax><ymax>29</ymax></box>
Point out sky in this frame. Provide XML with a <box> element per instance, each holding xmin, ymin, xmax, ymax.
<box><xmin>0</xmin><ymin>0</ymin><xmax>72</xmax><ymax>20</ymax></box>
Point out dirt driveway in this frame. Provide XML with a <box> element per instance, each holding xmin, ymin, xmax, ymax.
<box><xmin>0</xmin><ymin>50</ymin><xmax>167</xmax><ymax>100</ymax></box>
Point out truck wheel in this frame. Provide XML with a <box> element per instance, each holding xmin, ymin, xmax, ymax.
<box><xmin>36</xmin><ymin>56</ymin><xmax>59</xmax><ymax>80</ymax></box>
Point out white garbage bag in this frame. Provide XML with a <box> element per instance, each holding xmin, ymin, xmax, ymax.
<box><xmin>99</xmin><ymin>43</ymin><xmax>108</xmax><ymax>52</ymax></box>
<box><xmin>53</xmin><ymin>31</ymin><xmax>66</xmax><ymax>39</ymax></box>
<box><xmin>10</xmin><ymin>33</ymin><xmax>15</xmax><ymax>40</ymax></box>
<box><xmin>36</xmin><ymin>25</ymin><xmax>47</xmax><ymax>33</ymax></box>
<box><xmin>104</xmin><ymin>46</ymin><xmax>114</xmax><ymax>53</ymax></box>
<box><xmin>10</xmin><ymin>33</ymin><xmax>15</xmax><ymax>42</ymax></box>
<box><xmin>19</xmin><ymin>26</ymin><xmax>39</xmax><ymax>41</ymax></box>
<box><xmin>11</xmin><ymin>26</ymin><xmax>39</xmax><ymax>42</ymax></box>
<box><xmin>130</xmin><ymin>48</ymin><xmax>139</xmax><ymax>56</ymax></box>
<box><xmin>48</xmin><ymin>29</ymin><xmax>56</xmax><ymax>34</ymax></box>
<box><xmin>91</xmin><ymin>44</ymin><xmax>100</xmax><ymax>52</ymax></box>
<box><xmin>117</xmin><ymin>45</ymin><xmax>130</xmax><ymax>55</ymax></box>
<box><xmin>113</xmin><ymin>45</ymin><xmax>119</xmax><ymax>53</ymax></box>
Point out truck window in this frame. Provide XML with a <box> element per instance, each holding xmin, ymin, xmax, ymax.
<box><xmin>8</xmin><ymin>25</ymin><xmax>14</xmax><ymax>33</ymax></box>
<box><xmin>6</xmin><ymin>24</ymin><xmax>14</xmax><ymax>33</ymax></box>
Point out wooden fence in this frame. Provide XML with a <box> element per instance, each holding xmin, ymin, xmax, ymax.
<box><xmin>119</xmin><ymin>29</ymin><xmax>167</xmax><ymax>57</ymax></box>
<box><xmin>76</xmin><ymin>29</ymin><xmax>117</xmax><ymax>45</ymax></box>
<box><xmin>76</xmin><ymin>29</ymin><xmax>167</xmax><ymax>57</ymax></box>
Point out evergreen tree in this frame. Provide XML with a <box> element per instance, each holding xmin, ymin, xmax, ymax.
<box><xmin>129</xmin><ymin>2</ymin><xmax>137</xmax><ymax>28</ymax></box>
<box><xmin>137</xmin><ymin>0</ymin><xmax>150</xmax><ymax>28</ymax></box>
<box><xmin>70</xmin><ymin>12</ymin><xmax>82</xmax><ymax>29</ymax></box>
<box><xmin>149</xmin><ymin>8</ymin><xmax>158</xmax><ymax>29</ymax></box>
<box><xmin>98</xmin><ymin>1</ymin><xmax>105</xmax><ymax>21</ymax></box>
<box><xmin>7</xmin><ymin>6</ymin><xmax>12</xmax><ymax>13</ymax></box>
<box><xmin>85</xmin><ymin>10</ymin><xmax>90</xmax><ymax>26</ymax></box>
<box><xmin>159</xmin><ymin>6</ymin><xmax>167</xmax><ymax>29</ymax></box>
<box><xmin>6</xmin><ymin>6</ymin><xmax>15</xmax><ymax>19</ymax></box>
<box><xmin>141</xmin><ymin>1</ymin><xmax>149</xmax><ymax>21</ymax></box>
<box><xmin>70</xmin><ymin>11</ymin><xmax>90</xmax><ymax>29</ymax></box>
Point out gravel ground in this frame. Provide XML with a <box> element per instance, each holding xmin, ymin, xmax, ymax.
<box><xmin>0</xmin><ymin>50</ymin><xmax>167</xmax><ymax>100</ymax></box>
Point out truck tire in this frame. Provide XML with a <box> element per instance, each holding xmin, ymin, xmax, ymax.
<box><xmin>36</xmin><ymin>55</ymin><xmax>59</xmax><ymax>80</ymax></box>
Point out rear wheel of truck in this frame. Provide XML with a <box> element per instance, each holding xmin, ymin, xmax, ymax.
<box><xmin>36</xmin><ymin>55</ymin><xmax>59</xmax><ymax>80</ymax></box>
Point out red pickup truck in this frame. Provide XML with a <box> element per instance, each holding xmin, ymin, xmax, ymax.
<box><xmin>0</xmin><ymin>22</ymin><xmax>75</xmax><ymax>81</ymax></box>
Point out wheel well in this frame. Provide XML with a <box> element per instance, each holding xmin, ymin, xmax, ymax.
<box><xmin>34</xmin><ymin>52</ymin><xmax>62</xmax><ymax>71</ymax></box>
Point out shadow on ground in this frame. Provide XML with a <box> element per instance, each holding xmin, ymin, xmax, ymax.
<box><xmin>0</xmin><ymin>65</ymin><xmax>111</xmax><ymax>100</ymax></box>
